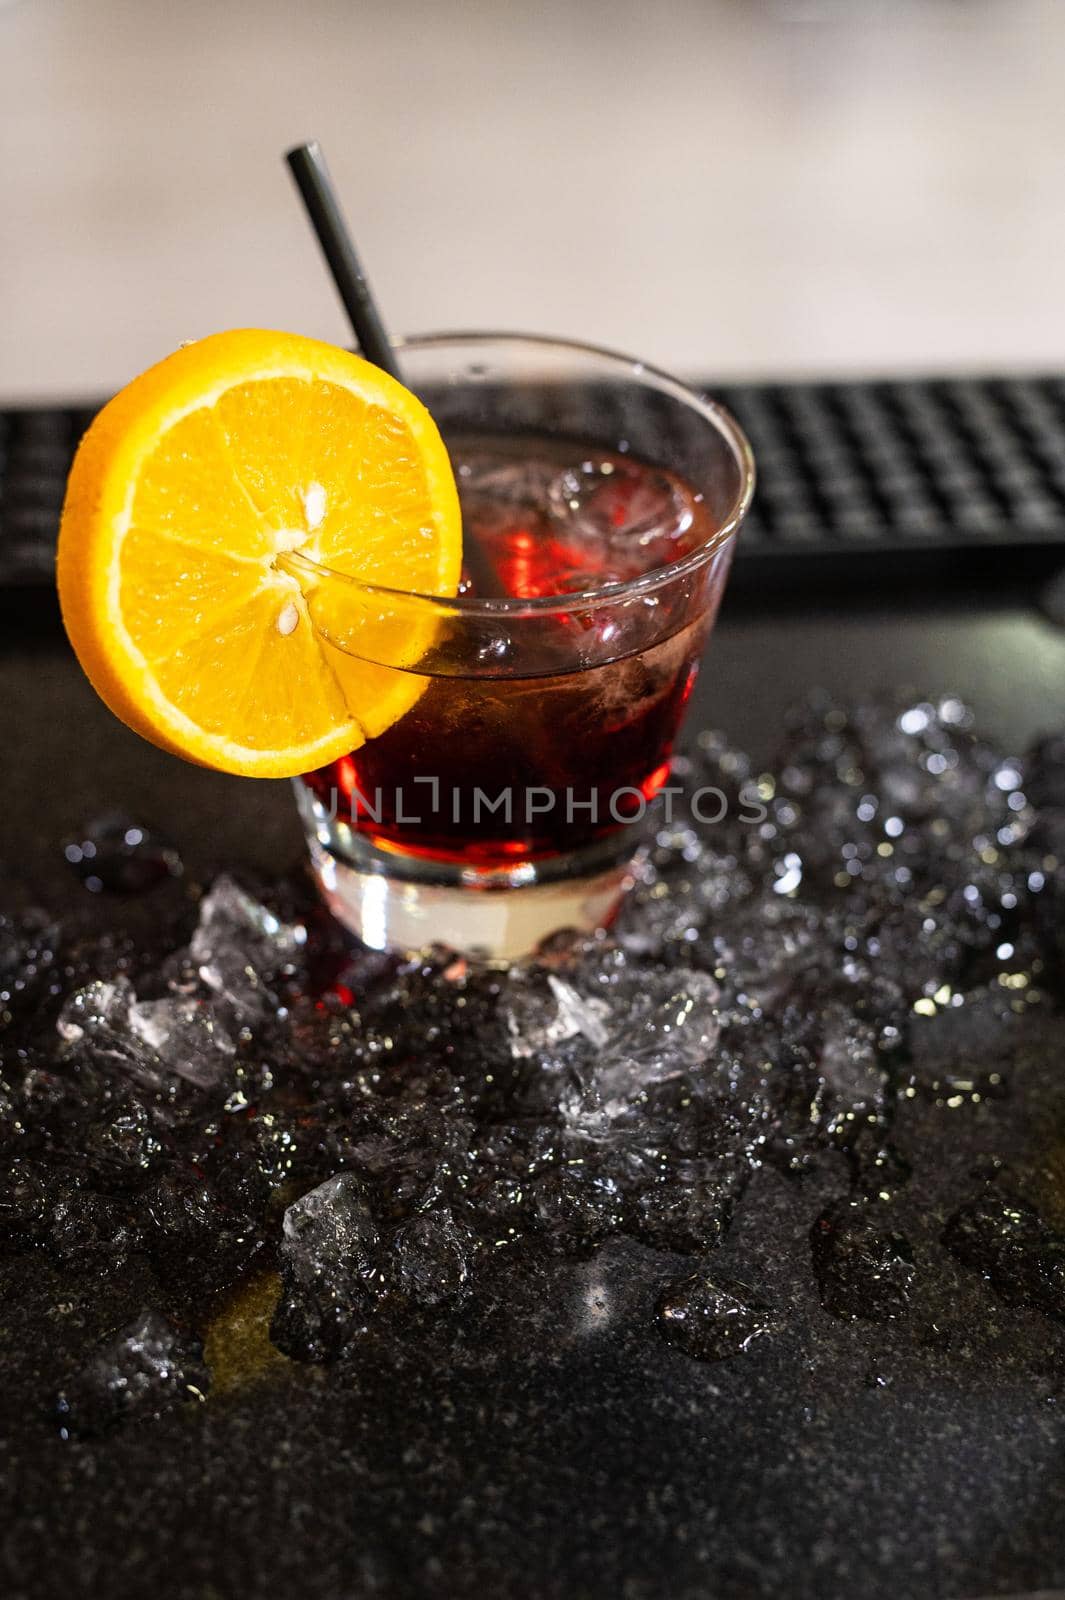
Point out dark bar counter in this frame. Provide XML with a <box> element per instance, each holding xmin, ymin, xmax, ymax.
<box><xmin>3</xmin><ymin>579</ymin><xmax>1065</xmax><ymax>1600</ymax></box>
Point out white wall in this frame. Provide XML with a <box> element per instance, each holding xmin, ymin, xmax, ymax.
<box><xmin>2</xmin><ymin>0</ymin><xmax>1064</xmax><ymax>399</ymax></box>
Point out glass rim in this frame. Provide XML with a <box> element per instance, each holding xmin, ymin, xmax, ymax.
<box><xmin>287</xmin><ymin>330</ymin><xmax>756</xmax><ymax>620</ymax></box>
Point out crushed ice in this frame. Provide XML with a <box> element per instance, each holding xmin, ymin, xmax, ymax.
<box><xmin>54</xmin><ymin>875</ymin><xmax>305</xmax><ymax>1090</ymax></box>
<box><xmin>1</xmin><ymin>695</ymin><xmax>1064</xmax><ymax>1417</ymax></box>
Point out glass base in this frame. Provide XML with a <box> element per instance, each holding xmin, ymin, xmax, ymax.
<box><xmin>297</xmin><ymin>785</ymin><xmax>638</xmax><ymax>961</ymax></box>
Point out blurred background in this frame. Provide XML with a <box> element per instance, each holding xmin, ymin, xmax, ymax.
<box><xmin>3</xmin><ymin>0</ymin><xmax>1065</xmax><ymax>401</ymax></box>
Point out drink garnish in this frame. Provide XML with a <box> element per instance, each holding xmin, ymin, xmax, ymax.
<box><xmin>57</xmin><ymin>329</ymin><xmax>462</xmax><ymax>776</ymax></box>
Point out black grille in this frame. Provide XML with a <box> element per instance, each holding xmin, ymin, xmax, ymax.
<box><xmin>3</xmin><ymin>379</ymin><xmax>1065</xmax><ymax>590</ymax></box>
<box><xmin>716</xmin><ymin>374</ymin><xmax>1065</xmax><ymax>584</ymax></box>
<box><xmin>0</xmin><ymin>405</ymin><xmax>98</xmax><ymax>585</ymax></box>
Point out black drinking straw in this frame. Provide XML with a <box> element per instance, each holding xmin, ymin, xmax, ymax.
<box><xmin>285</xmin><ymin>141</ymin><xmax>404</xmax><ymax>382</ymax></box>
<box><xmin>284</xmin><ymin>145</ymin><xmax>501</xmax><ymax>591</ymax></box>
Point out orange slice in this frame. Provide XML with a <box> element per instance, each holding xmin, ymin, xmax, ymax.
<box><xmin>57</xmin><ymin>329</ymin><xmax>462</xmax><ymax>777</ymax></box>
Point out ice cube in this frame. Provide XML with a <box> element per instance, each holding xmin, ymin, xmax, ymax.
<box><xmin>83</xmin><ymin>1098</ymin><xmax>161</xmax><ymax>1191</ymax></box>
<box><xmin>547</xmin><ymin>457</ymin><xmax>694</xmax><ymax>582</ymax></box>
<box><xmin>56</xmin><ymin>975</ymin><xmax>135</xmax><ymax>1046</ymax></box>
<box><xmin>530</xmin><ymin>1165</ymin><xmax>626</xmax><ymax>1248</ymax></box>
<box><xmin>383</xmin><ymin>1205</ymin><xmax>476</xmax><ymax>1308</ymax></box>
<box><xmin>706</xmin><ymin>894</ymin><xmax>828</xmax><ymax>1014</ymax></box>
<box><xmin>810</xmin><ymin>1198</ymin><xmax>915</xmax><ymax>1321</ymax></box>
<box><xmin>531</xmin><ymin>965</ymin><xmax>725</xmax><ymax>1149</ymax></box>
<box><xmin>281</xmin><ymin>1173</ymin><xmax>376</xmax><ymax>1285</ymax></box>
<box><xmin>272</xmin><ymin>1174</ymin><xmax>379</xmax><ymax>1362</ymax></box>
<box><xmin>504</xmin><ymin>970</ymin><xmax>611</xmax><ymax>1060</ymax></box>
<box><xmin>46</xmin><ymin>1178</ymin><xmax>134</xmax><ymax>1263</ymax></box>
<box><xmin>141</xmin><ymin>1167</ymin><xmax>264</xmax><ymax>1297</ymax></box>
<box><xmin>548</xmin><ymin>974</ymin><xmax>612</xmax><ymax>1049</ymax></box>
<box><xmin>189</xmin><ymin>875</ymin><xmax>306</xmax><ymax>1023</ymax></box>
<box><xmin>943</xmin><ymin>1193</ymin><xmax>1065</xmax><ymax>1321</ymax></box>
<box><xmin>456</xmin><ymin>451</ymin><xmax>560</xmax><ymax>506</ymax></box>
<box><xmin>618</xmin><ymin>835</ymin><xmax>755</xmax><ymax>961</ymax></box>
<box><xmin>769</xmin><ymin>694</ymin><xmax>1025</xmax><ymax>903</ymax></box>
<box><xmin>656</xmin><ymin>1271</ymin><xmax>779</xmax><ymax>1362</ymax></box>
<box><xmin>55</xmin><ymin>1308</ymin><xmax>208</xmax><ymax>1437</ymax></box>
<box><xmin>815</xmin><ymin>1003</ymin><xmax>888</xmax><ymax>1126</ymax></box>
<box><xmin>129</xmin><ymin>995</ymin><xmax>236</xmax><ymax>1090</ymax></box>
<box><xmin>577</xmin><ymin>964</ymin><xmax>722</xmax><ymax>1097</ymax></box>
<box><xmin>506</xmin><ymin>961</ymin><xmax>723</xmax><ymax>1145</ymax></box>
<box><xmin>598</xmin><ymin>967</ymin><xmax>720</xmax><ymax>1089</ymax></box>
<box><xmin>56</xmin><ymin>978</ymin><xmax>167</xmax><ymax>1090</ymax></box>
<box><xmin>57</xmin><ymin>979</ymin><xmax>235</xmax><ymax>1093</ymax></box>
<box><xmin>628</xmin><ymin>1148</ymin><xmax>752</xmax><ymax>1255</ymax></box>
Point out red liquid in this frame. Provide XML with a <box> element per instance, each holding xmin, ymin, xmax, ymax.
<box><xmin>302</xmin><ymin>439</ymin><xmax>727</xmax><ymax>867</ymax></box>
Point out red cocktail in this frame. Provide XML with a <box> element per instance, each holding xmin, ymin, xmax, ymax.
<box><xmin>293</xmin><ymin>336</ymin><xmax>753</xmax><ymax>958</ymax></box>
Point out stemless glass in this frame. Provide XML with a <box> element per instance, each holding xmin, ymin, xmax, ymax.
<box><xmin>291</xmin><ymin>333</ymin><xmax>754</xmax><ymax>960</ymax></box>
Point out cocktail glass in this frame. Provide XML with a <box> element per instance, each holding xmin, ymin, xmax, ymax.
<box><xmin>291</xmin><ymin>333</ymin><xmax>754</xmax><ymax>960</ymax></box>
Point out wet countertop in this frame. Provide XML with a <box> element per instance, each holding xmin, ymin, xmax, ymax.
<box><xmin>3</xmin><ymin>589</ymin><xmax>1065</xmax><ymax>1600</ymax></box>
